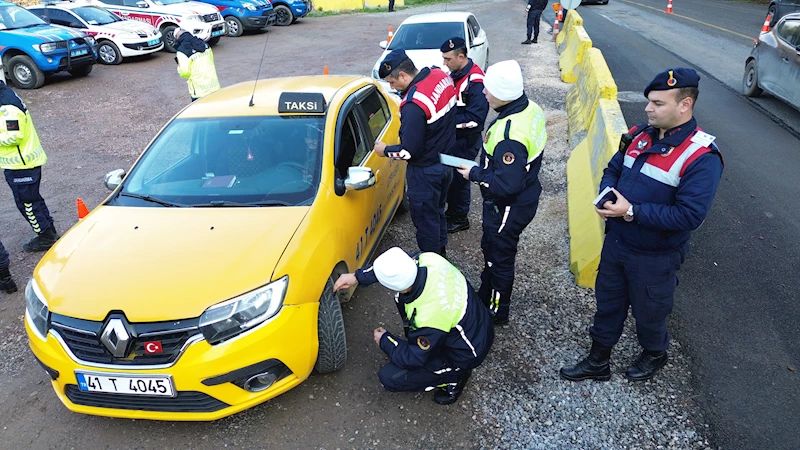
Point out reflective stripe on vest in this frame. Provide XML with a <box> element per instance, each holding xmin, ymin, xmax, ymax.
<box><xmin>454</xmin><ymin>63</ymin><xmax>485</xmax><ymax>106</ymax></box>
<box><xmin>187</xmin><ymin>49</ymin><xmax>220</xmax><ymax>99</ymax></box>
<box><xmin>405</xmin><ymin>253</ymin><xmax>469</xmax><ymax>333</ymax></box>
<box><xmin>0</xmin><ymin>110</ymin><xmax>46</xmax><ymax>170</ymax></box>
<box><xmin>484</xmin><ymin>100</ymin><xmax>547</xmax><ymax>163</ymax></box>
<box><xmin>624</xmin><ymin>127</ymin><xmax>714</xmax><ymax>187</ymax></box>
<box><xmin>401</xmin><ymin>68</ymin><xmax>457</xmax><ymax>125</ymax></box>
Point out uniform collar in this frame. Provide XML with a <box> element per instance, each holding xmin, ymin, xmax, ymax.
<box><xmin>654</xmin><ymin>117</ymin><xmax>697</xmax><ymax>147</ymax></box>
<box><xmin>450</xmin><ymin>59</ymin><xmax>474</xmax><ymax>82</ymax></box>
<box><xmin>401</xmin><ymin>67</ymin><xmax>432</xmax><ymax>97</ymax></box>
<box><xmin>399</xmin><ymin>267</ymin><xmax>427</xmax><ymax>304</ymax></box>
<box><xmin>495</xmin><ymin>94</ymin><xmax>529</xmax><ymax>119</ymax></box>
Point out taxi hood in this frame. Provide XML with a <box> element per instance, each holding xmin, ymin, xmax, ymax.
<box><xmin>34</xmin><ymin>205</ymin><xmax>310</xmax><ymax>322</ymax></box>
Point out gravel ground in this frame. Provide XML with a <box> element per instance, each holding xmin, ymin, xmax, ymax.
<box><xmin>446</xmin><ymin>27</ymin><xmax>714</xmax><ymax>450</ymax></box>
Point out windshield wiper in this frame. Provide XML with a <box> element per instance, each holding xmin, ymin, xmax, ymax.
<box><xmin>192</xmin><ymin>200</ymin><xmax>293</xmax><ymax>207</ymax></box>
<box><xmin>118</xmin><ymin>192</ymin><xmax>185</xmax><ymax>207</ymax></box>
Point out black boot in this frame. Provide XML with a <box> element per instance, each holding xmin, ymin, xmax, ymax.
<box><xmin>434</xmin><ymin>370</ymin><xmax>471</xmax><ymax>405</ymax></box>
<box><xmin>23</xmin><ymin>227</ymin><xmax>59</xmax><ymax>253</ymax></box>
<box><xmin>559</xmin><ymin>341</ymin><xmax>612</xmax><ymax>382</ymax></box>
<box><xmin>521</xmin><ymin>39</ymin><xmax>532</xmax><ymax>44</ymax></box>
<box><xmin>439</xmin><ymin>247</ymin><xmax>447</xmax><ymax>259</ymax></box>
<box><xmin>625</xmin><ymin>350</ymin><xmax>668</xmax><ymax>382</ymax></box>
<box><xmin>0</xmin><ymin>266</ymin><xmax>18</xmax><ymax>294</ymax></box>
<box><xmin>447</xmin><ymin>214</ymin><xmax>469</xmax><ymax>233</ymax></box>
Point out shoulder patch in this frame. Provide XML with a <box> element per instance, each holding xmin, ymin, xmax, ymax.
<box><xmin>5</xmin><ymin>120</ymin><xmax>19</xmax><ymax>131</ymax></box>
<box><xmin>502</xmin><ymin>152</ymin><xmax>515</xmax><ymax>165</ymax></box>
<box><xmin>417</xmin><ymin>336</ymin><xmax>431</xmax><ymax>350</ymax></box>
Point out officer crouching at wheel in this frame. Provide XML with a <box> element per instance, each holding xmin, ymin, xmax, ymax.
<box><xmin>456</xmin><ymin>60</ymin><xmax>547</xmax><ymax>326</ymax></box>
<box><xmin>373</xmin><ymin>49</ymin><xmax>457</xmax><ymax>257</ymax></box>
<box><xmin>334</xmin><ymin>247</ymin><xmax>494</xmax><ymax>405</ymax></box>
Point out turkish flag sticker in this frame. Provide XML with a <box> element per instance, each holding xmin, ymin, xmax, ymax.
<box><xmin>144</xmin><ymin>341</ymin><xmax>163</xmax><ymax>354</ymax></box>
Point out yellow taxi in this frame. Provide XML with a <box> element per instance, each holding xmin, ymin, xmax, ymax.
<box><xmin>24</xmin><ymin>75</ymin><xmax>406</xmax><ymax>420</ymax></box>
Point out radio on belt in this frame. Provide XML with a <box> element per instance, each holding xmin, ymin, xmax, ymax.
<box><xmin>278</xmin><ymin>92</ymin><xmax>326</xmax><ymax>113</ymax></box>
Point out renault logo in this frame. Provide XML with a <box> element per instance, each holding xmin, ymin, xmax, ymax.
<box><xmin>100</xmin><ymin>318</ymin><xmax>131</xmax><ymax>358</ymax></box>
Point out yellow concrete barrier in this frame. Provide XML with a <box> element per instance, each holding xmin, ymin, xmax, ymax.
<box><xmin>565</xmin><ymin>48</ymin><xmax>618</xmax><ymax>145</ymax></box>
<box><xmin>567</xmin><ymin>99</ymin><xmax>628</xmax><ymax>288</ymax></box>
<box><xmin>556</xmin><ymin>9</ymin><xmax>584</xmax><ymax>48</ymax></box>
<box><xmin>558</xmin><ymin>26</ymin><xmax>592</xmax><ymax>83</ymax></box>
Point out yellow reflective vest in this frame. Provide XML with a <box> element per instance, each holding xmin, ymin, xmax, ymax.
<box><xmin>0</xmin><ymin>104</ymin><xmax>47</xmax><ymax>170</ymax></box>
<box><xmin>177</xmin><ymin>48</ymin><xmax>221</xmax><ymax>99</ymax></box>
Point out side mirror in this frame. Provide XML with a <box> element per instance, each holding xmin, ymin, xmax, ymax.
<box><xmin>379</xmin><ymin>40</ymin><xmax>388</xmax><ymax>49</ymax></box>
<box><xmin>471</xmin><ymin>36</ymin><xmax>486</xmax><ymax>47</ymax></box>
<box><xmin>136</xmin><ymin>1</ymin><xmax>149</xmax><ymax>8</ymax></box>
<box><xmin>104</xmin><ymin>169</ymin><xmax>126</xmax><ymax>191</ymax></box>
<box><xmin>344</xmin><ymin>166</ymin><xmax>376</xmax><ymax>191</ymax></box>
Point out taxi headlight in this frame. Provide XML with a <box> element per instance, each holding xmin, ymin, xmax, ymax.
<box><xmin>25</xmin><ymin>279</ymin><xmax>49</xmax><ymax>340</ymax></box>
<box><xmin>243</xmin><ymin>2</ymin><xmax>258</xmax><ymax>10</ymax></box>
<box><xmin>36</xmin><ymin>42</ymin><xmax>58</xmax><ymax>53</ymax></box>
<box><xmin>199</xmin><ymin>276</ymin><xmax>288</xmax><ymax>345</ymax></box>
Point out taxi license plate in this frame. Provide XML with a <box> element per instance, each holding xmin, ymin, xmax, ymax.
<box><xmin>211</xmin><ymin>29</ymin><xmax>224</xmax><ymax>37</ymax></box>
<box><xmin>76</xmin><ymin>372</ymin><xmax>175</xmax><ymax>397</ymax></box>
<box><xmin>148</xmin><ymin>39</ymin><xmax>159</xmax><ymax>46</ymax></box>
<box><xmin>70</xmin><ymin>49</ymin><xmax>88</xmax><ymax>57</ymax></box>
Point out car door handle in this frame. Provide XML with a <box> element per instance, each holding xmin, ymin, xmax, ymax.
<box><xmin>783</xmin><ymin>57</ymin><xmax>790</xmax><ymax>63</ymax></box>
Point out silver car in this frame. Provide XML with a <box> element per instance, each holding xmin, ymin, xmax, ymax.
<box><xmin>743</xmin><ymin>12</ymin><xmax>800</xmax><ymax>111</ymax></box>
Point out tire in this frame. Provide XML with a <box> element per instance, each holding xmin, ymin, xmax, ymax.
<box><xmin>97</xmin><ymin>40</ymin><xmax>122</xmax><ymax>65</ymax></box>
<box><xmin>397</xmin><ymin>179</ymin><xmax>409</xmax><ymax>214</ymax></box>
<box><xmin>7</xmin><ymin>55</ymin><xmax>45</xmax><ymax>90</ymax></box>
<box><xmin>743</xmin><ymin>59</ymin><xmax>763</xmax><ymax>97</ymax></box>
<box><xmin>162</xmin><ymin>25</ymin><xmax>178</xmax><ymax>53</ymax></box>
<box><xmin>315</xmin><ymin>275</ymin><xmax>347</xmax><ymax>374</ymax></box>
<box><xmin>274</xmin><ymin>4</ymin><xmax>293</xmax><ymax>26</ymax></box>
<box><xmin>69</xmin><ymin>64</ymin><xmax>92</xmax><ymax>78</ymax></box>
<box><xmin>768</xmin><ymin>4</ymin><xmax>778</xmax><ymax>27</ymax></box>
<box><xmin>207</xmin><ymin>36</ymin><xmax>221</xmax><ymax>46</ymax></box>
<box><xmin>225</xmin><ymin>16</ymin><xmax>244</xmax><ymax>37</ymax></box>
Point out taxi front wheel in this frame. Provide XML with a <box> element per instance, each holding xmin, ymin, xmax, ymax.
<box><xmin>315</xmin><ymin>275</ymin><xmax>347</xmax><ymax>373</ymax></box>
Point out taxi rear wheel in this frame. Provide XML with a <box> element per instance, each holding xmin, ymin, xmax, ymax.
<box><xmin>315</xmin><ymin>275</ymin><xmax>347</xmax><ymax>373</ymax></box>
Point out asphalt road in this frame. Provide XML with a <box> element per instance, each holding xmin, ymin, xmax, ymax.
<box><xmin>578</xmin><ymin>1</ymin><xmax>800</xmax><ymax>449</ymax></box>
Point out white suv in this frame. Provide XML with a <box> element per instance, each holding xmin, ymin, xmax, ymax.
<box><xmin>92</xmin><ymin>0</ymin><xmax>225</xmax><ymax>52</ymax></box>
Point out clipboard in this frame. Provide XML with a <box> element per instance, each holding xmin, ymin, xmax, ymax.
<box><xmin>440</xmin><ymin>154</ymin><xmax>478</xmax><ymax>168</ymax></box>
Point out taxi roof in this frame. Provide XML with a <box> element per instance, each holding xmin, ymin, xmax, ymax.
<box><xmin>178</xmin><ymin>75</ymin><xmax>372</xmax><ymax>118</ymax></box>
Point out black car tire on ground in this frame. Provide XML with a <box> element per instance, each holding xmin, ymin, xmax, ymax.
<box><xmin>162</xmin><ymin>25</ymin><xmax>178</xmax><ymax>53</ymax></box>
<box><xmin>226</xmin><ymin>16</ymin><xmax>244</xmax><ymax>37</ymax></box>
<box><xmin>275</xmin><ymin>4</ymin><xmax>293</xmax><ymax>26</ymax></box>
<box><xmin>314</xmin><ymin>275</ymin><xmax>347</xmax><ymax>374</ymax></box>
<box><xmin>397</xmin><ymin>179</ymin><xmax>410</xmax><ymax>214</ymax></box>
<box><xmin>7</xmin><ymin>55</ymin><xmax>45</xmax><ymax>89</ymax></box>
<box><xmin>68</xmin><ymin>64</ymin><xmax>93</xmax><ymax>78</ymax></box>
<box><xmin>97</xmin><ymin>40</ymin><xmax>123</xmax><ymax>65</ymax></box>
<box><xmin>208</xmin><ymin>36</ymin><xmax>221</xmax><ymax>46</ymax></box>
<box><xmin>743</xmin><ymin>60</ymin><xmax>763</xmax><ymax>97</ymax></box>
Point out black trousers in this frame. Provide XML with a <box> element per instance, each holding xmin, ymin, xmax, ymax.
<box><xmin>4</xmin><ymin>167</ymin><xmax>54</xmax><ymax>235</ymax></box>
<box><xmin>406</xmin><ymin>164</ymin><xmax>452</xmax><ymax>252</ymax></box>
<box><xmin>378</xmin><ymin>361</ymin><xmax>464</xmax><ymax>392</ymax></box>
<box><xmin>446</xmin><ymin>136</ymin><xmax>481</xmax><ymax>217</ymax></box>
<box><xmin>388</xmin><ymin>0</ymin><xmax>395</xmax><ymax>10</ymax></box>
<box><xmin>527</xmin><ymin>9</ymin><xmax>543</xmax><ymax>40</ymax></box>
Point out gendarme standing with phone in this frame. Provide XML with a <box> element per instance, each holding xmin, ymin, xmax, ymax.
<box><xmin>560</xmin><ymin>68</ymin><xmax>724</xmax><ymax>383</ymax></box>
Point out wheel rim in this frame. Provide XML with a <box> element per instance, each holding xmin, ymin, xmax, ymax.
<box><xmin>277</xmin><ymin>8</ymin><xmax>290</xmax><ymax>25</ymax></box>
<box><xmin>99</xmin><ymin>44</ymin><xmax>117</xmax><ymax>64</ymax></box>
<box><xmin>746</xmin><ymin>67</ymin><xmax>755</xmax><ymax>88</ymax></box>
<box><xmin>165</xmin><ymin>30</ymin><xmax>176</xmax><ymax>49</ymax></box>
<box><xmin>226</xmin><ymin>18</ymin><xmax>239</xmax><ymax>35</ymax></box>
<box><xmin>13</xmin><ymin>64</ymin><xmax>32</xmax><ymax>85</ymax></box>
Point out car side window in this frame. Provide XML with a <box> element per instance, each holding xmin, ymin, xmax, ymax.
<box><xmin>358</xmin><ymin>89</ymin><xmax>390</xmax><ymax>143</ymax></box>
<box><xmin>122</xmin><ymin>0</ymin><xmax>141</xmax><ymax>6</ymax></box>
<box><xmin>99</xmin><ymin>0</ymin><xmax>123</xmax><ymax>5</ymax></box>
<box><xmin>468</xmin><ymin>16</ymin><xmax>481</xmax><ymax>37</ymax></box>
<box><xmin>777</xmin><ymin>19</ymin><xmax>800</xmax><ymax>44</ymax></box>
<box><xmin>335</xmin><ymin>112</ymin><xmax>367</xmax><ymax>178</ymax></box>
<box><xmin>44</xmin><ymin>9</ymin><xmax>82</xmax><ymax>28</ymax></box>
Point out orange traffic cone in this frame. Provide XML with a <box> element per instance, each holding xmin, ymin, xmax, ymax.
<box><xmin>552</xmin><ymin>15</ymin><xmax>560</xmax><ymax>41</ymax></box>
<box><xmin>388</xmin><ymin>26</ymin><xmax>393</xmax><ymax>44</ymax></box>
<box><xmin>760</xmin><ymin>13</ymin><xmax>771</xmax><ymax>32</ymax></box>
<box><xmin>557</xmin><ymin>6</ymin><xmax>563</xmax><ymax>22</ymax></box>
<box><xmin>76</xmin><ymin>198</ymin><xmax>89</xmax><ymax>219</ymax></box>
<box><xmin>323</xmin><ymin>65</ymin><xmax>329</xmax><ymax>75</ymax></box>
<box><xmin>665</xmin><ymin>0</ymin><xmax>673</xmax><ymax>14</ymax></box>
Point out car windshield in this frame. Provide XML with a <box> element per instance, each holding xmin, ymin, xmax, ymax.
<box><xmin>0</xmin><ymin>5</ymin><xmax>47</xmax><ymax>30</ymax></box>
<box><xmin>73</xmin><ymin>6</ymin><xmax>121</xmax><ymax>25</ymax></box>
<box><xmin>387</xmin><ymin>22</ymin><xmax>465</xmax><ymax>50</ymax></box>
<box><xmin>114</xmin><ymin>116</ymin><xmax>325</xmax><ymax>207</ymax></box>
<box><xmin>153</xmin><ymin>0</ymin><xmax>188</xmax><ymax>5</ymax></box>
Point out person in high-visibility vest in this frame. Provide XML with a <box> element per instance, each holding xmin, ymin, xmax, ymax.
<box><xmin>334</xmin><ymin>246</ymin><xmax>494</xmax><ymax>405</ymax></box>
<box><xmin>456</xmin><ymin>60</ymin><xmax>548</xmax><ymax>326</ymax></box>
<box><xmin>0</xmin><ymin>81</ymin><xmax>58</xmax><ymax>253</ymax></box>
<box><xmin>174</xmin><ymin>29</ymin><xmax>220</xmax><ymax>101</ymax></box>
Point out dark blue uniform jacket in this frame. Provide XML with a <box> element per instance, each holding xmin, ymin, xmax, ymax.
<box><xmin>602</xmin><ymin>117</ymin><xmax>724</xmax><ymax>253</ymax></box>
<box><xmin>452</xmin><ymin>60</ymin><xmax>489</xmax><ymax>142</ymax></box>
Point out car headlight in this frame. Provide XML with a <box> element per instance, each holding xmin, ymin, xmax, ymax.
<box><xmin>25</xmin><ymin>279</ymin><xmax>49</xmax><ymax>340</ymax></box>
<box><xmin>185</xmin><ymin>14</ymin><xmax>202</xmax><ymax>22</ymax></box>
<box><xmin>85</xmin><ymin>36</ymin><xmax>96</xmax><ymax>45</ymax></box>
<box><xmin>199</xmin><ymin>276</ymin><xmax>288</xmax><ymax>345</ymax></box>
<box><xmin>36</xmin><ymin>42</ymin><xmax>58</xmax><ymax>53</ymax></box>
<box><xmin>243</xmin><ymin>2</ymin><xmax>258</xmax><ymax>10</ymax></box>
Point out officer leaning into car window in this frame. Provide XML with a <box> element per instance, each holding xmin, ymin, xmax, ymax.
<box><xmin>456</xmin><ymin>60</ymin><xmax>547</xmax><ymax>326</ymax></box>
<box><xmin>560</xmin><ymin>68</ymin><xmax>724</xmax><ymax>383</ymax></box>
<box><xmin>440</xmin><ymin>37</ymin><xmax>490</xmax><ymax>234</ymax></box>
<box><xmin>174</xmin><ymin>28</ymin><xmax>220</xmax><ymax>102</ymax></box>
<box><xmin>333</xmin><ymin>246</ymin><xmax>494</xmax><ymax>405</ymax></box>
<box><xmin>0</xmin><ymin>80</ymin><xmax>58</xmax><ymax>253</ymax></box>
<box><xmin>373</xmin><ymin>49</ymin><xmax>457</xmax><ymax>257</ymax></box>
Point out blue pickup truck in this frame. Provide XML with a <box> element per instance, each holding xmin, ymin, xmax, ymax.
<box><xmin>201</xmin><ymin>0</ymin><xmax>277</xmax><ymax>37</ymax></box>
<box><xmin>0</xmin><ymin>1</ymin><xmax>97</xmax><ymax>89</ymax></box>
<box><xmin>270</xmin><ymin>0</ymin><xmax>311</xmax><ymax>26</ymax></box>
